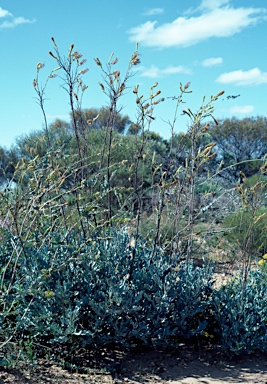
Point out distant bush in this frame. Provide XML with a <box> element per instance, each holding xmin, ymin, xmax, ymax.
<box><xmin>222</xmin><ymin>206</ymin><xmax>267</xmax><ymax>260</ymax></box>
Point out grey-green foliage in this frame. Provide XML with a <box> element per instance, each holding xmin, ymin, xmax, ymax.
<box><xmin>1</xmin><ymin>228</ymin><xmax>214</xmax><ymax>351</ymax></box>
<box><xmin>3</xmin><ymin>227</ymin><xmax>267</xmax><ymax>358</ymax></box>
<box><xmin>213</xmin><ymin>270</ymin><xmax>267</xmax><ymax>353</ymax></box>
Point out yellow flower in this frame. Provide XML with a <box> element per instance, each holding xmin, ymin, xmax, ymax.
<box><xmin>204</xmin><ymin>332</ymin><xmax>214</xmax><ymax>338</ymax></box>
<box><xmin>263</xmin><ymin>254</ymin><xmax>267</xmax><ymax>260</ymax></box>
<box><xmin>44</xmin><ymin>290</ymin><xmax>55</xmax><ymax>298</ymax></box>
<box><xmin>258</xmin><ymin>259</ymin><xmax>265</xmax><ymax>267</ymax></box>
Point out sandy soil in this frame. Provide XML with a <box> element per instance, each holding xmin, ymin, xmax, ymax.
<box><xmin>1</xmin><ymin>346</ymin><xmax>267</xmax><ymax>384</ymax></box>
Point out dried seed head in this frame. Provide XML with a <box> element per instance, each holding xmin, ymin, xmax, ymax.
<box><xmin>260</xmin><ymin>160</ymin><xmax>267</xmax><ymax>173</ymax></box>
<box><xmin>201</xmin><ymin>123</ymin><xmax>210</xmax><ymax>133</ymax></box>
<box><xmin>113</xmin><ymin>70</ymin><xmax>120</xmax><ymax>80</ymax></box>
<box><xmin>133</xmin><ymin>86</ymin><xmax>138</xmax><ymax>94</ymax></box>
<box><xmin>69</xmin><ymin>43</ymin><xmax>74</xmax><ymax>52</ymax></box>
<box><xmin>51</xmin><ymin>37</ymin><xmax>58</xmax><ymax>48</ymax></box>
<box><xmin>205</xmin><ymin>142</ymin><xmax>216</xmax><ymax>148</ymax></box>
<box><xmin>143</xmin><ymin>103</ymin><xmax>150</xmax><ymax>110</ymax></box>
<box><xmin>151</xmin><ymin>90</ymin><xmax>161</xmax><ymax>99</ymax></box>
<box><xmin>119</xmin><ymin>82</ymin><xmax>125</xmax><ymax>93</ymax></box>
<box><xmin>87</xmin><ymin>114</ymin><xmax>99</xmax><ymax>126</ymax></box>
<box><xmin>184</xmin><ymin>82</ymin><xmax>191</xmax><ymax>90</ymax></box>
<box><xmin>131</xmin><ymin>52</ymin><xmax>140</xmax><ymax>65</ymax></box>
<box><xmin>152</xmin><ymin>97</ymin><xmax>165</xmax><ymax>105</ymax></box>
<box><xmin>49</xmin><ymin>51</ymin><xmax>57</xmax><ymax>59</ymax></box>
<box><xmin>215</xmin><ymin>90</ymin><xmax>225</xmax><ymax>98</ymax></box>
<box><xmin>211</xmin><ymin>115</ymin><xmax>219</xmax><ymax>125</ymax></box>
<box><xmin>132</xmin><ymin>57</ymin><xmax>141</xmax><ymax>65</ymax></box>
<box><xmin>98</xmin><ymin>82</ymin><xmax>105</xmax><ymax>91</ymax></box>
<box><xmin>73</xmin><ymin>51</ymin><xmax>82</xmax><ymax>59</ymax></box>
<box><xmin>74</xmin><ymin>93</ymin><xmax>78</xmax><ymax>101</ymax></box>
<box><xmin>237</xmin><ymin>183</ymin><xmax>243</xmax><ymax>195</ymax></box>
<box><xmin>79</xmin><ymin>59</ymin><xmax>87</xmax><ymax>66</ymax></box>
<box><xmin>151</xmin><ymin>82</ymin><xmax>158</xmax><ymax>89</ymax></box>
<box><xmin>37</xmin><ymin>62</ymin><xmax>44</xmax><ymax>70</ymax></box>
<box><xmin>94</xmin><ymin>58</ymin><xmax>102</xmax><ymax>67</ymax></box>
<box><xmin>111</xmin><ymin>57</ymin><xmax>118</xmax><ymax>65</ymax></box>
<box><xmin>79</xmin><ymin>68</ymin><xmax>89</xmax><ymax>75</ymax></box>
<box><xmin>182</xmin><ymin>110</ymin><xmax>191</xmax><ymax>117</ymax></box>
<box><xmin>32</xmin><ymin>79</ymin><xmax>37</xmax><ymax>87</ymax></box>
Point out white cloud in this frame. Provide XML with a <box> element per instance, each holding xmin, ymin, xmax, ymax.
<box><xmin>143</xmin><ymin>8</ymin><xmax>164</xmax><ymax>16</ymax></box>
<box><xmin>139</xmin><ymin>65</ymin><xmax>191</xmax><ymax>78</ymax></box>
<box><xmin>0</xmin><ymin>7</ymin><xmax>35</xmax><ymax>29</ymax></box>
<box><xmin>164</xmin><ymin>66</ymin><xmax>191</xmax><ymax>75</ymax></box>
<box><xmin>216</xmin><ymin>68</ymin><xmax>267</xmax><ymax>86</ymax></box>
<box><xmin>202</xmin><ymin>57</ymin><xmax>223</xmax><ymax>67</ymax></box>
<box><xmin>128</xmin><ymin>4</ymin><xmax>265</xmax><ymax>48</ymax></box>
<box><xmin>230</xmin><ymin>105</ymin><xmax>254</xmax><ymax>114</ymax></box>
<box><xmin>199</xmin><ymin>0</ymin><xmax>230</xmax><ymax>11</ymax></box>
<box><xmin>0</xmin><ymin>7</ymin><xmax>12</xmax><ymax>18</ymax></box>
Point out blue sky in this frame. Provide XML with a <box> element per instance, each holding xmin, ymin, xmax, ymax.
<box><xmin>0</xmin><ymin>0</ymin><xmax>267</xmax><ymax>148</ymax></box>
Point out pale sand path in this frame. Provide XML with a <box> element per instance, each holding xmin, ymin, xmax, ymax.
<box><xmin>1</xmin><ymin>348</ymin><xmax>267</xmax><ymax>383</ymax></box>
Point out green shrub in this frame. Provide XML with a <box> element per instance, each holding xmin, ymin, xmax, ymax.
<box><xmin>222</xmin><ymin>206</ymin><xmax>267</xmax><ymax>259</ymax></box>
